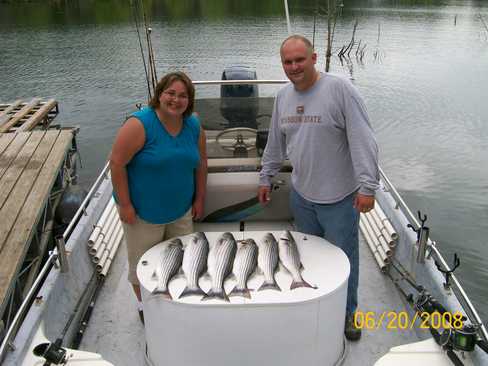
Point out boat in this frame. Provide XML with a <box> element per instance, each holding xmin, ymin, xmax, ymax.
<box><xmin>1</xmin><ymin>66</ymin><xmax>487</xmax><ymax>365</ymax></box>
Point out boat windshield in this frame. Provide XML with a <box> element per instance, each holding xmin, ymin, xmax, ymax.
<box><xmin>194</xmin><ymin>81</ymin><xmax>285</xmax><ymax>160</ymax></box>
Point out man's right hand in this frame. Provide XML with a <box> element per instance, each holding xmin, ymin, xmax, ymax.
<box><xmin>258</xmin><ymin>186</ymin><xmax>271</xmax><ymax>205</ymax></box>
<box><xmin>118</xmin><ymin>203</ymin><xmax>137</xmax><ymax>224</ymax></box>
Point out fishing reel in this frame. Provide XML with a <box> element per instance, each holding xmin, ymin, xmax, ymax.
<box><xmin>414</xmin><ymin>291</ymin><xmax>481</xmax><ymax>354</ymax></box>
<box><xmin>414</xmin><ymin>290</ymin><xmax>449</xmax><ymax>315</ymax></box>
<box><xmin>33</xmin><ymin>341</ymin><xmax>67</xmax><ymax>365</ymax></box>
<box><xmin>440</xmin><ymin>324</ymin><xmax>478</xmax><ymax>352</ymax></box>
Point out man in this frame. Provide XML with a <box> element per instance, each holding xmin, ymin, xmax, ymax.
<box><xmin>258</xmin><ymin>35</ymin><xmax>379</xmax><ymax>341</ymax></box>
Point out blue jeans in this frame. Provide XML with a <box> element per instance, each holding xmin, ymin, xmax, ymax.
<box><xmin>290</xmin><ymin>187</ymin><xmax>359</xmax><ymax>316</ymax></box>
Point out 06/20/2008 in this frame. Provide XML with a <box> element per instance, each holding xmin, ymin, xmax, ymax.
<box><xmin>353</xmin><ymin>310</ymin><xmax>464</xmax><ymax>331</ymax></box>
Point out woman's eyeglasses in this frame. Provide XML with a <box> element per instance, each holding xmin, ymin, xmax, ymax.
<box><xmin>162</xmin><ymin>90</ymin><xmax>189</xmax><ymax>100</ymax></box>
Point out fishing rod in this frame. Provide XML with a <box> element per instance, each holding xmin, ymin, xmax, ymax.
<box><xmin>32</xmin><ymin>272</ymin><xmax>98</xmax><ymax>365</ymax></box>
<box><xmin>130</xmin><ymin>0</ymin><xmax>152</xmax><ymax>100</ymax></box>
<box><xmin>283</xmin><ymin>0</ymin><xmax>292</xmax><ymax>35</ymax></box>
<box><xmin>146</xmin><ymin>26</ymin><xmax>157</xmax><ymax>91</ymax></box>
<box><xmin>389</xmin><ymin>259</ymin><xmax>488</xmax><ymax>363</ymax></box>
<box><xmin>388</xmin><ymin>267</ymin><xmax>465</xmax><ymax>366</ymax></box>
<box><xmin>70</xmin><ymin>274</ymin><xmax>105</xmax><ymax>349</ymax></box>
<box><xmin>140</xmin><ymin>0</ymin><xmax>158</xmax><ymax>93</ymax></box>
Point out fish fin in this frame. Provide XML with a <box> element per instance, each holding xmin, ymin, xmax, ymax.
<box><xmin>229</xmin><ymin>286</ymin><xmax>251</xmax><ymax>299</ymax></box>
<box><xmin>201</xmin><ymin>288</ymin><xmax>229</xmax><ymax>302</ymax></box>
<box><xmin>178</xmin><ymin>286</ymin><xmax>207</xmax><ymax>299</ymax></box>
<box><xmin>258</xmin><ymin>281</ymin><xmax>282</xmax><ymax>292</ymax></box>
<box><xmin>290</xmin><ymin>279</ymin><xmax>317</xmax><ymax>290</ymax></box>
<box><xmin>151</xmin><ymin>287</ymin><xmax>173</xmax><ymax>300</ymax></box>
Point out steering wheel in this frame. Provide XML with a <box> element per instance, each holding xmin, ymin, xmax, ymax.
<box><xmin>215</xmin><ymin>127</ymin><xmax>258</xmax><ymax>152</ymax></box>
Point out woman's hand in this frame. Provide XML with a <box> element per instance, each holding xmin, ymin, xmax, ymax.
<box><xmin>192</xmin><ymin>198</ymin><xmax>205</xmax><ymax>221</ymax></box>
<box><xmin>118</xmin><ymin>203</ymin><xmax>137</xmax><ymax>224</ymax></box>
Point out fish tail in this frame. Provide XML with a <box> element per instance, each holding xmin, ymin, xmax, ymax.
<box><xmin>178</xmin><ymin>285</ymin><xmax>207</xmax><ymax>299</ymax></box>
<box><xmin>229</xmin><ymin>286</ymin><xmax>252</xmax><ymax>299</ymax></box>
<box><xmin>290</xmin><ymin>278</ymin><xmax>317</xmax><ymax>290</ymax></box>
<box><xmin>201</xmin><ymin>288</ymin><xmax>229</xmax><ymax>302</ymax></box>
<box><xmin>151</xmin><ymin>287</ymin><xmax>173</xmax><ymax>300</ymax></box>
<box><xmin>258</xmin><ymin>280</ymin><xmax>281</xmax><ymax>292</ymax></box>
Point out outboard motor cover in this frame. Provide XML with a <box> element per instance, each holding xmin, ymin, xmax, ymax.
<box><xmin>220</xmin><ymin>66</ymin><xmax>259</xmax><ymax>129</ymax></box>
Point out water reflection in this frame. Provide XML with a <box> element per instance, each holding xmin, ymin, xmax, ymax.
<box><xmin>3</xmin><ymin>0</ymin><xmax>486</xmax><ymax>28</ymax></box>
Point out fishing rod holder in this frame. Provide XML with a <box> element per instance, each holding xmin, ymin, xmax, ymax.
<box><xmin>55</xmin><ymin>235</ymin><xmax>69</xmax><ymax>273</ymax></box>
<box><xmin>33</xmin><ymin>341</ymin><xmax>67</xmax><ymax>365</ymax></box>
<box><xmin>407</xmin><ymin>210</ymin><xmax>430</xmax><ymax>263</ymax></box>
<box><xmin>435</xmin><ymin>253</ymin><xmax>460</xmax><ymax>291</ymax></box>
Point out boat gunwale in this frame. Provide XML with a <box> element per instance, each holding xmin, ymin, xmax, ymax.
<box><xmin>1</xmin><ymin>170</ymin><xmax>113</xmax><ymax>364</ymax></box>
<box><xmin>378</xmin><ymin>167</ymin><xmax>488</xmax><ymax>342</ymax></box>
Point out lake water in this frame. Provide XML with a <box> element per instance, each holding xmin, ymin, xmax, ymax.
<box><xmin>1</xmin><ymin>0</ymin><xmax>487</xmax><ymax>323</ymax></box>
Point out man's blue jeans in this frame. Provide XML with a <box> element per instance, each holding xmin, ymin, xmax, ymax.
<box><xmin>290</xmin><ymin>187</ymin><xmax>359</xmax><ymax>316</ymax></box>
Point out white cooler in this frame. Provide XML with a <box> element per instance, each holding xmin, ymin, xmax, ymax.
<box><xmin>137</xmin><ymin>231</ymin><xmax>350</xmax><ymax>366</ymax></box>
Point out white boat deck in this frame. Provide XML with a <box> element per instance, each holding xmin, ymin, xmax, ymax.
<box><xmin>79</xmin><ymin>222</ymin><xmax>425</xmax><ymax>366</ymax></box>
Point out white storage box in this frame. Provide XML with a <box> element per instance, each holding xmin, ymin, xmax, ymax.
<box><xmin>138</xmin><ymin>231</ymin><xmax>350</xmax><ymax>366</ymax></box>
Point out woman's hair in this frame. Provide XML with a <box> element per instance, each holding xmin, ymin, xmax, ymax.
<box><xmin>148</xmin><ymin>71</ymin><xmax>195</xmax><ymax>118</ymax></box>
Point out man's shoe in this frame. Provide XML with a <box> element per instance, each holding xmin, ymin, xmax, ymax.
<box><xmin>138</xmin><ymin>310</ymin><xmax>145</xmax><ymax>325</ymax></box>
<box><xmin>344</xmin><ymin>314</ymin><xmax>361</xmax><ymax>341</ymax></box>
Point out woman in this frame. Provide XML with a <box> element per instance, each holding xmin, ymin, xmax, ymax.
<box><xmin>110</xmin><ymin>71</ymin><xmax>207</xmax><ymax>322</ymax></box>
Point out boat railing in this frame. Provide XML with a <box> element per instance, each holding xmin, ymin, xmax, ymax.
<box><xmin>379</xmin><ymin>166</ymin><xmax>488</xmax><ymax>342</ymax></box>
<box><xmin>0</xmin><ymin>161</ymin><xmax>111</xmax><ymax>362</ymax></box>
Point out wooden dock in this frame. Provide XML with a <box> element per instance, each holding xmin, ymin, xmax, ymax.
<box><xmin>0</xmin><ymin>129</ymin><xmax>75</xmax><ymax>317</ymax></box>
<box><xmin>0</xmin><ymin>99</ymin><xmax>59</xmax><ymax>133</ymax></box>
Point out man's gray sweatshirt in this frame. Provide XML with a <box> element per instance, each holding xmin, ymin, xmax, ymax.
<box><xmin>259</xmin><ymin>73</ymin><xmax>379</xmax><ymax>203</ymax></box>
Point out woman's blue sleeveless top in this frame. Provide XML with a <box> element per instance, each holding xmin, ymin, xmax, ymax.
<box><xmin>125</xmin><ymin>107</ymin><xmax>200</xmax><ymax>224</ymax></box>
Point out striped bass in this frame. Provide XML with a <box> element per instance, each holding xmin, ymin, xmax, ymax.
<box><xmin>179</xmin><ymin>232</ymin><xmax>209</xmax><ymax>299</ymax></box>
<box><xmin>278</xmin><ymin>230</ymin><xmax>316</xmax><ymax>290</ymax></box>
<box><xmin>257</xmin><ymin>233</ymin><xmax>281</xmax><ymax>292</ymax></box>
<box><xmin>152</xmin><ymin>238</ymin><xmax>184</xmax><ymax>299</ymax></box>
<box><xmin>202</xmin><ymin>232</ymin><xmax>237</xmax><ymax>302</ymax></box>
<box><xmin>229</xmin><ymin>239</ymin><xmax>258</xmax><ymax>299</ymax></box>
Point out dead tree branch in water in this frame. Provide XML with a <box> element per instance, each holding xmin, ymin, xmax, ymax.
<box><xmin>479</xmin><ymin>13</ymin><xmax>488</xmax><ymax>36</ymax></box>
<box><xmin>373</xmin><ymin>22</ymin><xmax>383</xmax><ymax>62</ymax></box>
<box><xmin>347</xmin><ymin>18</ymin><xmax>358</xmax><ymax>57</ymax></box>
<box><xmin>338</xmin><ymin>17</ymin><xmax>364</xmax><ymax>65</ymax></box>
<box><xmin>324</xmin><ymin>0</ymin><xmax>342</xmax><ymax>72</ymax></box>
<box><xmin>359</xmin><ymin>43</ymin><xmax>367</xmax><ymax>61</ymax></box>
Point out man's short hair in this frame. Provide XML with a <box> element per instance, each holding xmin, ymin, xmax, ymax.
<box><xmin>280</xmin><ymin>35</ymin><xmax>314</xmax><ymax>54</ymax></box>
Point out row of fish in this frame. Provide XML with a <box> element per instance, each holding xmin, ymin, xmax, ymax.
<box><xmin>151</xmin><ymin>230</ymin><xmax>316</xmax><ymax>302</ymax></box>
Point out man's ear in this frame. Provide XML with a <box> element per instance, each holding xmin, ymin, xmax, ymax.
<box><xmin>312</xmin><ymin>52</ymin><xmax>317</xmax><ymax>64</ymax></box>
